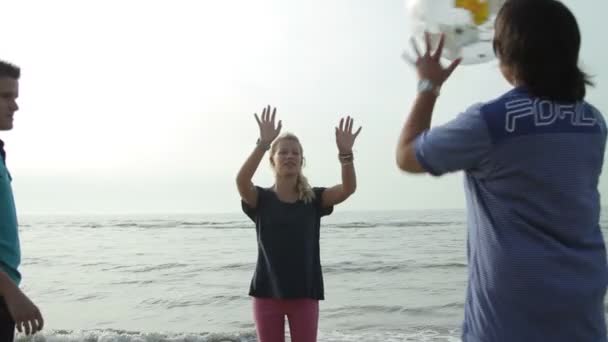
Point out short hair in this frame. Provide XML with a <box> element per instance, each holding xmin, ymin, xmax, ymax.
<box><xmin>0</xmin><ymin>60</ymin><xmax>20</xmax><ymax>79</ymax></box>
<box><xmin>494</xmin><ymin>0</ymin><xmax>592</xmax><ymax>102</ymax></box>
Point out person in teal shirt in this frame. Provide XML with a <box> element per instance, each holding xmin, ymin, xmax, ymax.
<box><xmin>0</xmin><ymin>60</ymin><xmax>44</xmax><ymax>340</ymax></box>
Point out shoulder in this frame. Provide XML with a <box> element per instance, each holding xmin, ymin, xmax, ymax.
<box><xmin>476</xmin><ymin>87</ymin><xmax>534</xmax><ymax>143</ymax></box>
<box><xmin>255</xmin><ymin>185</ymin><xmax>271</xmax><ymax>193</ymax></box>
<box><xmin>0</xmin><ymin>160</ymin><xmax>9</xmax><ymax>180</ymax></box>
<box><xmin>431</xmin><ymin>101</ymin><xmax>489</xmax><ymax>137</ymax></box>
<box><xmin>254</xmin><ymin>186</ymin><xmax>278</xmax><ymax>205</ymax></box>
<box><xmin>479</xmin><ymin>87</ymin><xmax>526</xmax><ymax>119</ymax></box>
<box><xmin>312</xmin><ymin>187</ymin><xmax>328</xmax><ymax>198</ymax></box>
<box><xmin>242</xmin><ymin>185</ymin><xmax>273</xmax><ymax>207</ymax></box>
<box><xmin>586</xmin><ymin>102</ymin><xmax>607</xmax><ymax>135</ymax></box>
<box><xmin>252</xmin><ymin>185</ymin><xmax>274</xmax><ymax>197</ymax></box>
<box><xmin>241</xmin><ymin>186</ymin><xmax>274</xmax><ymax>219</ymax></box>
<box><xmin>311</xmin><ymin>186</ymin><xmax>334</xmax><ymax>216</ymax></box>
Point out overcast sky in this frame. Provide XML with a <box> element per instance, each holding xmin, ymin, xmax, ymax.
<box><xmin>1</xmin><ymin>0</ymin><xmax>606</xmax><ymax>214</ymax></box>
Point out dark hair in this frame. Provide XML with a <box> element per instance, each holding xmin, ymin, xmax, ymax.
<box><xmin>494</xmin><ymin>0</ymin><xmax>592</xmax><ymax>102</ymax></box>
<box><xmin>0</xmin><ymin>60</ymin><xmax>20</xmax><ymax>79</ymax></box>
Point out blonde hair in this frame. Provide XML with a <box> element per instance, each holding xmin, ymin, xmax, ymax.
<box><xmin>269</xmin><ymin>133</ymin><xmax>315</xmax><ymax>204</ymax></box>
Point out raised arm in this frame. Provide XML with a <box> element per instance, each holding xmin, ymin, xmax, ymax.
<box><xmin>396</xmin><ymin>33</ymin><xmax>460</xmax><ymax>173</ymax></box>
<box><xmin>236</xmin><ymin>105</ymin><xmax>282</xmax><ymax>208</ymax></box>
<box><xmin>322</xmin><ymin>116</ymin><xmax>362</xmax><ymax>207</ymax></box>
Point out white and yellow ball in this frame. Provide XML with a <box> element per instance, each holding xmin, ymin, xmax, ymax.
<box><xmin>405</xmin><ymin>0</ymin><xmax>505</xmax><ymax>65</ymax></box>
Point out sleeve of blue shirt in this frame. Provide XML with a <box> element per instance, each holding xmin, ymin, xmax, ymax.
<box><xmin>590</xmin><ymin>104</ymin><xmax>608</xmax><ymax>172</ymax></box>
<box><xmin>590</xmin><ymin>104</ymin><xmax>607</xmax><ymax>136</ymax></box>
<box><xmin>413</xmin><ymin>103</ymin><xmax>493</xmax><ymax>176</ymax></box>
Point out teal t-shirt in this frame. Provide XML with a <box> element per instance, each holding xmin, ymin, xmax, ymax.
<box><xmin>0</xmin><ymin>142</ymin><xmax>21</xmax><ymax>285</ymax></box>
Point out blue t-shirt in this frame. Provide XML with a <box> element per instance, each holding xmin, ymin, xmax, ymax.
<box><xmin>414</xmin><ymin>87</ymin><xmax>608</xmax><ymax>342</ymax></box>
<box><xmin>0</xmin><ymin>140</ymin><xmax>21</xmax><ymax>285</ymax></box>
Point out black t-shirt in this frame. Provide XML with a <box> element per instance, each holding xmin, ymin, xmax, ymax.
<box><xmin>242</xmin><ymin>186</ymin><xmax>333</xmax><ymax>300</ymax></box>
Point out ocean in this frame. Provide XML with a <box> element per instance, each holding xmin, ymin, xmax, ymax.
<box><xmin>13</xmin><ymin>209</ymin><xmax>608</xmax><ymax>342</ymax></box>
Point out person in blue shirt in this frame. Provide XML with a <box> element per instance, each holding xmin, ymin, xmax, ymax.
<box><xmin>395</xmin><ymin>0</ymin><xmax>607</xmax><ymax>341</ymax></box>
<box><xmin>0</xmin><ymin>60</ymin><xmax>44</xmax><ymax>340</ymax></box>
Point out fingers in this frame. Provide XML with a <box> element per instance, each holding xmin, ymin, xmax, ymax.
<box><xmin>410</xmin><ymin>37</ymin><xmax>422</xmax><ymax>58</ymax></box>
<box><xmin>433</xmin><ymin>33</ymin><xmax>445</xmax><ymax>61</ymax></box>
<box><xmin>31</xmin><ymin>318</ymin><xmax>41</xmax><ymax>334</ymax></box>
<box><xmin>401</xmin><ymin>50</ymin><xmax>417</xmax><ymax>66</ymax></box>
<box><xmin>39</xmin><ymin>312</ymin><xmax>45</xmax><ymax>330</ymax></box>
<box><xmin>15</xmin><ymin>318</ymin><xmax>22</xmax><ymax>334</ymax></box>
<box><xmin>34</xmin><ymin>309</ymin><xmax>44</xmax><ymax>332</ymax></box>
<box><xmin>411</xmin><ymin>32</ymin><xmax>447</xmax><ymax>62</ymax></box>
<box><xmin>15</xmin><ymin>319</ymin><xmax>31</xmax><ymax>335</ymax></box>
<box><xmin>24</xmin><ymin>319</ymin><xmax>32</xmax><ymax>335</ymax></box>
<box><xmin>254</xmin><ymin>113</ymin><xmax>261</xmax><ymax>126</ymax></box>
<box><xmin>354</xmin><ymin>126</ymin><xmax>362</xmax><ymax>138</ymax></box>
<box><xmin>258</xmin><ymin>105</ymin><xmax>279</xmax><ymax>124</ymax></box>
<box><xmin>276</xmin><ymin>120</ymin><xmax>283</xmax><ymax>134</ymax></box>
<box><xmin>337</xmin><ymin>116</ymin><xmax>359</xmax><ymax>135</ymax></box>
<box><xmin>444</xmin><ymin>58</ymin><xmax>462</xmax><ymax>79</ymax></box>
<box><xmin>345</xmin><ymin>116</ymin><xmax>362</xmax><ymax>138</ymax></box>
<box><xmin>14</xmin><ymin>319</ymin><xmax>27</xmax><ymax>336</ymax></box>
<box><xmin>15</xmin><ymin>312</ymin><xmax>43</xmax><ymax>336</ymax></box>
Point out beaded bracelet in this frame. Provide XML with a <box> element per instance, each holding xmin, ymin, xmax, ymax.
<box><xmin>338</xmin><ymin>152</ymin><xmax>354</xmax><ymax>165</ymax></box>
<box><xmin>256</xmin><ymin>139</ymin><xmax>271</xmax><ymax>151</ymax></box>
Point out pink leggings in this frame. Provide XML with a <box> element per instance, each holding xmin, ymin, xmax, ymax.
<box><xmin>253</xmin><ymin>297</ymin><xmax>319</xmax><ymax>342</ymax></box>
